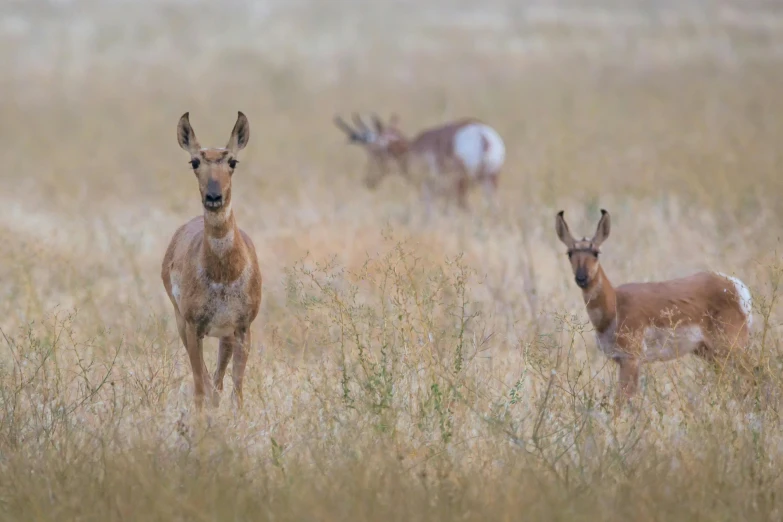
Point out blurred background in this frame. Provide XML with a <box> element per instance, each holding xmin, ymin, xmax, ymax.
<box><xmin>3</xmin><ymin>0</ymin><xmax>783</xmax><ymax>324</ymax></box>
<box><xmin>3</xmin><ymin>1</ymin><xmax>783</xmax><ymax>518</ymax></box>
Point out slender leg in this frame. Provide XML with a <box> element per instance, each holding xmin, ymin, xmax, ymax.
<box><xmin>421</xmin><ymin>155</ymin><xmax>442</xmax><ymax>222</ymax></box>
<box><xmin>175</xmin><ymin>310</ymin><xmax>187</xmax><ymax>346</ymax></box>
<box><xmin>442</xmin><ymin>191</ymin><xmax>452</xmax><ymax>214</ymax></box>
<box><xmin>718</xmin><ymin>322</ymin><xmax>755</xmax><ymax>383</ymax></box>
<box><xmin>213</xmin><ymin>336</ymin><xmax>236</xmax><ymax>406</ymax></box>
<box><xmin>615</xmin><ymin>358</ymin><xmax>640</xmax><ymax>416</ymax></box>
<box><xmin>694</xmin><ymin>338</ymin><xmax>726</xmax><ymax>373</ymax></box>
<box><xmin>232</xmin><ymin>329</ymin><xmax>251</xmax><ymax>409</ymax></box>
<box><xmin>184</xmin><ymin>323</ymin><xmax>210</xmax><ymax>411</ymax></box>
<box><xmin>421</xmin><ymin>183</ymin><xmax>434</xmax><ymax>223</ymax></box>
<box><xmin>366</xmin><ymin>157</ymin><xmax>386</xmax><ymax>189</ymax></box>
<box><xmin>482</xmin><ymin>173</ymin><xmax>499</xmax><ymax>214</ymax></box>
<box><xmin>203</xmin><ymin>360</ymin><xmax>215</xmax><ymax>406</ymax></box>
<box><xmin>456</xmin><ymin>177</ymin><xmax>470</xmax><ymax>211</ymax></box>
<box><xmin>451</xmin><ymin>162</ymin><xmax>471</xmax><ymax>213</ymax></box>
<box><xmin>697</xmin><ymin>328</ymin><xmax>758</xmax><ymax>395</ymax></box>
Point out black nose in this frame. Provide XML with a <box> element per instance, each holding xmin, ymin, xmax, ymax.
<box><xmin>575</xmin><ymin>275</ymin><xmax>589</xmax><ymax>288</ymax></box>
<box><xmin>204</xmin><ymin>192</ymin><xmax>223</xmax><ymax>209</ymax></box>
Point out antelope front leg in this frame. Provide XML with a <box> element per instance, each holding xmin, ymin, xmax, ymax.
<box><xmin>421</xmin><ymin>183</ymin><xmax>434</xmax><ymax>223</ymax></box>
<box><xmin>213</xmin><ymin>336</ymin><xmax>237</xmax><ymax>406</ymax></box>
<box><xmin>481</xmin><ymin>174</ymin><xmax>499</xmax><ymax>215</ymax></box>
<box><xmin>184</xmin><ymin>323</ymin><xmax>213</xmax><ymax>411</ymax></box>
<box><xmin>614</xmin><ymin>357</ymin><xmax>640</xmax><ymax>416</ymax></box>
<box><xmin>231</xmin><ymin>328</ymin><xmax>251</xmax><ymax>410</ymax></box>
<box><xmin>456</xmin><ymin>177</ymin><xmax>470</xmax><ymax>212</ymax></box>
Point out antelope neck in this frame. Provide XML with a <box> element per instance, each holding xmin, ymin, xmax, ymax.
<box><xmin>204</xmin><ymin>206</ymin><xmax>235</xmax><ymax>240</ymax></box>
<box><xmin>202</xmin><ymin>207</ymin><xmax>245</xmax><ymax>279</ymax></box>
<box><xmin>582</xmin><ymin>265</ymin><xmax>617</xmax><ymax>333</ymax></box>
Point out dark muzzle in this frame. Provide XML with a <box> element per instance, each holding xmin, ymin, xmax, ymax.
<box><xmin>204</xmin><ymin>192</ymin><xmax>223</xmax><ymax>210</ymax></box>
<box><xmin>204</xmin><ymin>179</ymin><xmax>223</xmax><ymax>211</ymax></box>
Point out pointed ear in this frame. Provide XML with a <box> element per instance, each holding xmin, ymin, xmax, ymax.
<box><xmin>226</xmin><ymin>111</ymin><xmax>250</xmax><ymax>153</ymax></box>
<box><xmin>555</xmin><ymin>211</ymin><xmax>576</xmax><ymax>249</ymax></box>
<box><xmin>177</xmin><ymin>112</ymin><xmax>201</xmax><ymax>155</ymax></box>
<box><xmin>592</xmin><ymin>209</ymin><xmax>611</xmax><ymax>247</ymax></box>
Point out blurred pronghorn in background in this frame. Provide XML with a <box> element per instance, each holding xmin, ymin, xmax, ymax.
<box><xmin>334</xmin><ymin>113</ymin><xmax>505</xmax><ymax>217</ymax></box>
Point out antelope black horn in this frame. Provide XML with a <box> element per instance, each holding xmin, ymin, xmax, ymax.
<box><xmin>352</xmin><ymin>113</ymin><xmax>371</xmax><ymax>135</ymax></box>
<box><xmin>371</xmin><ymin>113</ymin><xmax>384</xmax><ymax>133</ymax></box>
<box><xmin>333</xmin><ymin>115</ymin><xmax>362</xmax><ymax>142</ymax></box>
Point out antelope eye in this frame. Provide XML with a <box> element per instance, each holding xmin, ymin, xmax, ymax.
<box><xmin>593</xmin><ymin>251</ymin><xmax>600</xmax><ymax>258</ymax></box>
<box><xmin>228</xmin><ymin>159</ymin><xmax>238</xmax><ymax>169</ymax></box>
<box><xmin>190</xmin><ymin>158</ymin><xmax>200</xmax><ymax>169</ymax></box>
<box><xmin>567</xmin><ymin>251</ymin><xmax>573</xmax><ymax>259</ymax></box>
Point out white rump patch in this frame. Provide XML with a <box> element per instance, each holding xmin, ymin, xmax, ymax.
<box><xmin>479</xmin><ymin>125</ymin><xmax>505</xmax><ymax>174</ymax></box>
<box><xmin>715</xmin><ymin>272</ymin><xmax>753</xmax><ymax>328</ymax></box>
<box><xmin>453</xmin><ymin>124</ymin><xmax>505</xmax><ymax>178</ymax></box>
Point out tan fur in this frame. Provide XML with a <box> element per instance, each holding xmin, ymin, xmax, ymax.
<box><xmin>401</xmin><ymin>119</ymin><xmax>480</xmax><ymax>210</ymax></box>
<box><xmin>333</xmin><ymin>114</ymin><xmax>502</xmax><ymax>216</ymax></box>
<box><xmin>556</xmin><ymin>209</ymin><xmax>752</xmax><ymax>414</ymax></box>
<box><xmin>161</xmin><ymin>111</ymin><xmax>262</xmax><ymax>411</ymax></box>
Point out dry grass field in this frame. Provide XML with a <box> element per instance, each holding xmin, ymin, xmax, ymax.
<box><xmin>3</xmin><ymin>0</ymin><xmax>783</xmax><ymax>519</ymax></box>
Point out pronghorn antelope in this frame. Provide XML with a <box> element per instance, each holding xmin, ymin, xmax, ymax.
<box><xmin>161</xmin><ymin>111</ymin><xmax>262</xmax><ymax>411</ymax></box>
<box><xmin>556</xmin><ymin>209</ymin><xmax>753</xmax><ymax>413</ymax></box>
<box><xmin>333</xmin><ymin>113</ymin><xmax>505</xmax><ymax>216</ymax></box>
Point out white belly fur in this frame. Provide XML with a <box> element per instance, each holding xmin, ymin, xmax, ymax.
<box><xmin>453</xmin><ymin>124</ymin><xmax>506</xmax><ymax>178</ymax></box>
<box><xmin>594</xmin><ymin>319</ymin><xmax>704</xmax><ymax>362</ymax></box>
<box><xmin>641</xmin><ymin>324</ymin><xmax>704</xmax><ymax>362</ymax></box>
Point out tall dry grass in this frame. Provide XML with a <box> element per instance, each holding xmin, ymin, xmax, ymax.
<box><xmin>2</xmin><ymin>0</ymin><xmax>783</xmax><ymax>519</ymax></box>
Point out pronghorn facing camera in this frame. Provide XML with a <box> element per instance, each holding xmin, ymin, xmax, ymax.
<box><xmin>555</xmin><ymin>209</ymin><xmax>753</xmax><ymax>413</ymax></box>
<box><xmin>333</xmin><ymin>113</ymin><xmax>505</xmax><ymax>217</ymax></box>
<box><xmin>161</xmin><ymin>111</ymin><xmax>262</xmax><ymax>411</ymax></box>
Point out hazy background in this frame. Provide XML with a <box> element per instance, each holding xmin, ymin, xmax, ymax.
<box><xmin>2</xmin><ymin>0</ymin><xmax>783</xmax><ymax>519</ymax></box>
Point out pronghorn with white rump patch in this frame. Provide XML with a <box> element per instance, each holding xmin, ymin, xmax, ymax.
<box><xmin>556</xmin><ymin>209</ymin><xmax>753</xmax><ymax>413</ymax></box>
<box><xmin>333</xmin><ymin>113</ymin><xmax>505</xmax><ymax>217</ymax></box>
<box><xmin>161</xmin><ymin>111</ymin><xmax>262</xmax><ymax>411</ymax></box>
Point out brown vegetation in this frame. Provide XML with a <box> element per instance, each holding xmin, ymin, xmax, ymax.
<box><xmin>1</xmin><ymin>0</ymin><xmax>783</xmax><ymax>519</ymax></box>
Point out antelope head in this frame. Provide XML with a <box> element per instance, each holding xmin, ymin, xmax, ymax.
<box><xmin>556</xmin><ymin>209</ymin><xmax>611</xmax><ymax>289</ymax></box>
<box><xmin>333</xmin><ymin>113</ymin><xmax>408</xmax><ymax>189</ymax></box>
<box><xmin>177</xmin><ymin>111</ymin><xmax>250</xmax><ymax>213</ymax></box>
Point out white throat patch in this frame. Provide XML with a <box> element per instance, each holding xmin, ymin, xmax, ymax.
<box><xmin>207</xmin><ymin>227</ymin><xmax>235</xmax><ymax>257</ymax></box>
<box><xmin>204</xmin><ymin>203</ymin><xmax>232</xmax><ymax>227</ymax></box>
